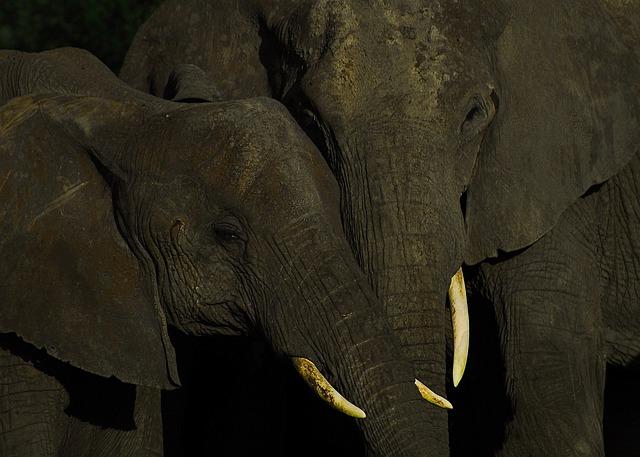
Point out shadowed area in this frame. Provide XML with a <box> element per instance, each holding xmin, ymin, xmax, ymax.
<box><xmin>162</xmin><ymin>332</ymin><xmax>365</xmax><ymax>457</ymax></box>
<box><xmin>0</xmin><ymin>1</ymin><xmax>160</xmax><ymax>70</ymax></box>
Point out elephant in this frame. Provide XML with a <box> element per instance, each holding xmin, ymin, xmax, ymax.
<box><xmin>121</xmin><ymin>0</ymin><xmax>640</xmax><ymax>455</ymax></box>
<box><xmin>0</xmin><ymin>48</ymin><xmax>441</xmax><ymax>457</ymax></box>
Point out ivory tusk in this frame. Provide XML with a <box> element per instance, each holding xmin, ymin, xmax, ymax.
<box><xmin>291</xmin><ymin>357</ymin><xmax>366</xmax><ymax>419</ymax></box>
<box><xmin>415</xmin><ymin>379</ymin><xmax>453</xmax><ymax>410</ymax></box>
<box><xmin>449</xmin><ymin>267</ymin><xmax>469</xmax><ymax>387</ymax></box>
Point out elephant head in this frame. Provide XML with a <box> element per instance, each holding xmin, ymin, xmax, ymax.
<box><xmin>121</xmin><ymin>0</ymin><xmax>640</xmax><ymax>448</ymax></box>
<box><xmin>0</xmin><ymin>49</ymin><xmax>444</xmax><ymax>457</ymax></box>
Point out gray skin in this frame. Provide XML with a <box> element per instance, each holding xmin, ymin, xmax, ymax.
<box><xmin>121</xmin><ymin>0</ymin><xmax>640</xmax><ymax>455</ymax></box>
<box><xmin>0</xmin><ymin>48</ymin><xmax>435</xmax><ymax>457</ymax></box>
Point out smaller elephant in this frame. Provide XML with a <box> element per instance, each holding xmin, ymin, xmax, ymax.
<box><xmin>0</xmin><ymin>48</ymin><xmax>441</xmax><ymax>457</ymax></box>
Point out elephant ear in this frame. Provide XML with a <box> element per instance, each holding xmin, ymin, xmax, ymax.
<box><xmin>120</xmin><ymin>0</ymin><xmax>304</xmax><ymax>100</ymax></box>
<box><xmin>0</xmin><ymin>95</ymin><xmax>179</xmax><ymax>389</ymax></box>
<box><xmin>120</xmin><ymin>0</ymin><xmax>273</xmax><ymax>99</ymax></box>
<box><xmin>464</xmin><ymin>0</ymin><xmax>640</xmax><ymax>264</ymax></box>
<box><xmin>163</xmin><ymin>64</ymin><xmax>222</xmax><ymax>103</ymax></box>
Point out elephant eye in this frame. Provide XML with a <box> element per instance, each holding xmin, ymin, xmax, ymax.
<box><xmin>465</xmin><ymin>104</ymin><xmax>484</xmax><ymax>124</ymax></box>
<box><xmin>297</xmin><ymin>108</ymin><xmax>328</xmax><ymax>153</ymax></box>
<box><xmin>460</xmin><ymin>93</ymin><xmax>495</xmax><ymax>140</ymax></box>
<box><xmin>300</xmin><ymin>108</ymin><xmax>317</xmax><ymax>128</ymax></box>
<box><xmin>283</xmin><ymin>86</ymin><xmax>336</xmax><ymax>168</ymax></box>
<box><xmin>213</xmin><ymin>218</ymin><xmax>246</xmax><ymax>246</ymax></box>
<box><xmin>215</xmin><ymin>227</ymin><xmax>240</xmax><ymax>241</ymax></box>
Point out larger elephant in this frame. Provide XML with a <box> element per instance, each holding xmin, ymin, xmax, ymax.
<box><xmin>121</xmin><ymin>0</ymin><xmax>640</xmax><ymax>455</ymax></box>
<box><xmin>0</xmin><ymin>48</ymin><xmax>439</xmax><ymax>457</ymax></box>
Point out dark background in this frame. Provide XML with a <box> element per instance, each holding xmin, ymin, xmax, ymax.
<box><xmin>1</xmin><ymin>2</ymin><xmax>638</xmax><ymax>456</ymax></box>
<box><xmin>0</xmin><ymin>0</ymin><xmax>161</xmax><ymax>71</ymax></box>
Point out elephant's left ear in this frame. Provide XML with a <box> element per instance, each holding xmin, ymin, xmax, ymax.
<box><xmin>464</xmin><ymin>0</ymin><xmax>640</xmax><ymax>264</ymax></box>
<box><xmin>0</xmin><ymin>95</ymin><xmax>180</xmax><ymax>389</ymax></box>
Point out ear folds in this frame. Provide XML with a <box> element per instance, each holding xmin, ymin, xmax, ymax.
<box><xmin>0</xmin><ymin>95</ymin><xmax>179</xmax><ymax>389</ymax></box>
<box><xmin>120</xmin><ymin>0</ymin><xmax>273</xmax><ymax>100</ymax></box>
<box><xmin>464</xmin><ymin>0</ymin><xmax>640</xmax><ymax>264</ymax></box>
<box><xmin>120</xmin><ymin>0</ymin><xmax>305</xmax><ymax>101</ymax></box>
<box><xmin>163</xmin><ymin>64</ymin><xmax>223</xmax><ymax>102</ymax></box>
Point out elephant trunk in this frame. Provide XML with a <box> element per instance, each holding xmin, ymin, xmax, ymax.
<box><xmin>332</xmin><ymin>146</ymin><xmax>468</xmax><ymax>445</ymax></box>
<box><xmin>264</xmin><ymin>231</ymin><xmax>448</xmax><ymax>456</ymax></box>
<box><xmin>326</xmin><ymin>298</ymin><xmax>449</xmax><ymax>457</ymax></box>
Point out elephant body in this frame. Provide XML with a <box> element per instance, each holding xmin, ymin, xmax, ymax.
<box><xmin>0</xmin><ymin>334</ymin><xmax>163</xmax><ymax>457</ymax></box>
<box><xmin>0</xmin><ymin>48</ymin><xmax>439</xmax><ymax>457</ymax></box>
<box><xmin>122</xmin><ymin>0</ymin><xmax>640</xmax><ymax>455</ymax></box>
<box><xmin>472</xmin><ymin>148</ymin><xmax>640</xmax><ymax>456</ymax></box>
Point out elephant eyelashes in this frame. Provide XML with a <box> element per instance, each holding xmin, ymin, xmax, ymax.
<box><xmin>213</xmin><ymin>219</ymin><xmax>246</xmax><ymax>251</ymax></box>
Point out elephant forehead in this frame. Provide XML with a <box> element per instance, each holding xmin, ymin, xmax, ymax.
<box><xmin>215</xmin><ymin>149</ymin><xmax>338</xmax><ymax>214</ymax></box>
<box><xmin>156</xmin><ymin>99</ymin><xmax>316</xmax><ymax>164</ymax></box>
<box><xmin>300</xmin><ymin>1</ymin><xmax>499</xmax><ymax>121</ymax></box>
<box><xmin>248</xmin><ymin>163</ymin><xmax>335</xmax><ymax>218</ymax></box>
<box><xmin>153</xmin><ymin>102</ymin><xmax>336</xmax><ymax>204</ymax></box>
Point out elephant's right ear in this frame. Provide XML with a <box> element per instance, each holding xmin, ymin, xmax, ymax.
<box><xmin>0</xmin><ymin>95</ymin><xmax>179</xmax><ymax>389</ymax></box>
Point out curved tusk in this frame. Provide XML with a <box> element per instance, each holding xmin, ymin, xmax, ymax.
<box><xmin>449</xmin><ymin>267</ymin><xmax>469</xmax><ymax>387</ymax></box>
<box><xmin>291</xmin><ymin>357</ymin><xmax>366</xmax><ymax>419</ymax></box>
<box><xmin>415</xmin><ymin>379</ymin><xmax>453</xmax><ymax>410</ymax></box>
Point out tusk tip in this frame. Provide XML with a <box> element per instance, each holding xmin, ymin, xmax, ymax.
<box><xmin>452</xmin><ymin>363</ymin><xmax>466</xmax><ymax>387</ymax></box>
<box><xmin>449</xmin><ymin>267</ymin><xmax>469</xmax><ymax>390</ymax></box>
<box><xmin>351</xmin><ymin>409</ymin><xmax>367</xmax><ymax>419</ymax></box>
<box><xmin>415</xmin><ymin>379</ymin><xmax>453</xmax><ymax>410</ymax></box>
<box><xmin>292</xmin><ymin>357</ymin><xmax>367</xmax><ymax>419</ymax></box>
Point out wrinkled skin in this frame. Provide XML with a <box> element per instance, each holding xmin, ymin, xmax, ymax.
<box><xmin>122</xmin><ymin>1</ymin><xmax>640</xmax><ymax>455</ymax></box>
<box><xmin>0</xmin><ymin>48</ymin><xmax>436</xmax><ymax>457</ymax></box>
<box><xmin>122</xmin><ymin>1</ymin><xmax>483</xmax><ymax>450</ymax></box>
<box><xmin>469</xmin><ymin>153</ymin><xmax>640</xmax><ymax>456</ymax></box>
